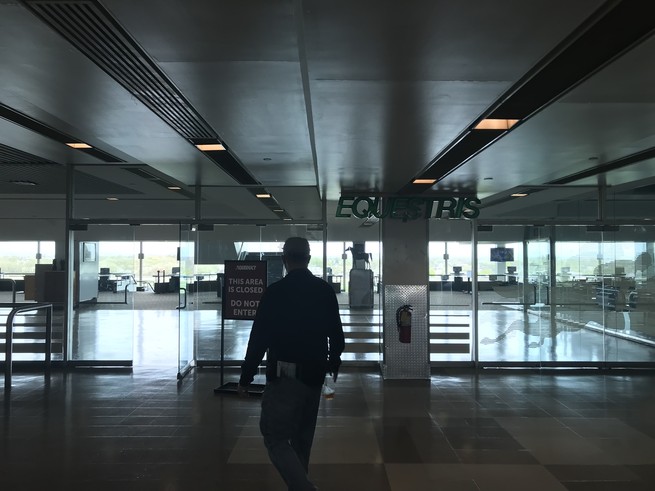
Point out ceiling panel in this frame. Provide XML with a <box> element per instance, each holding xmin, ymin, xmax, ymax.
<box><xmin>2</xmin><ymin>0</ymin><xmax>655</xmax><ymax>225</ymax></box>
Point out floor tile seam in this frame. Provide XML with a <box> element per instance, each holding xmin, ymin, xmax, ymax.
<box><xmin>383</xmin><ymin>462</ymin><xmax>564</xmax><ymax>479</ymax></box>
<box><xmin>544</xmin><ymin>464</ymin><xmax>646</xmax><ymax>482</ymax></box>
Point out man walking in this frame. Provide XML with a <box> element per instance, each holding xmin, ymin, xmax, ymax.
<box><xmin>238</xmin><ymin>237</ymin><xmax>345</xmax><ymax>491</ymax></box>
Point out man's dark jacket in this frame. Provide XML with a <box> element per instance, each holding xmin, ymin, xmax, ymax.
<box><xmin>239</xmin><ymin>268</ymin><xmax>345</xmax><ymax>387</ymax></box>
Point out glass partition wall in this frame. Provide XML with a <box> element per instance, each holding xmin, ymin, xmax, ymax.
<box><xmin>194</xmin><ymin>224</ymin><xmax>331</xmax><ymax>365</ymax></box>
<box><xmin>0</xmin><ymin>237</ymin><xmax>63</xmax><ymax>363</ymax></box>
<box><xmin>428</xmin><ymin>220</ymin><xmax>474</xmax><ymax>364</ymax></box>
<box><xmin>63</xmin><ymin>221</ymin><xmax>654</xmax><ymax>370</ymax></box>
<box><xmin>326</xmin><ymin>214</ymin><xmax>383</xmax><ymax>364</ymax></box>
<box><xmin>5</xmin><ymin>166</ymin><xmax>654</xmax><ymax>374</ymax></box>
<box><xmin>475</xmin><ymin>224</ymin><xmax>655</xmax><ymax>366</ymax></box>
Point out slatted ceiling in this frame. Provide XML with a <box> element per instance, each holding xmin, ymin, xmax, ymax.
<box><xmin>0</xmin><ymin>104</ymin><xmax>125</xmax><ymax>163</ymax></box>
<box><xmin>123</xmin><ymin>167</ymin><xmax>195</xmax><ymax>199</ymax></box>
<box><xmin>23</xmin><ymin>1</ymin><xmax>259</xmax><ymax>186</ymax></box>
<box><xmin>24</xmin><ymin>1</ymin><xmax>215</xmax><ymax>140</ymax></box>
<box><xmin>406</xmin><ymin>1</ymin><xmax>655</xmax><ymax>192</ymax></box>
<box><xmin>0</xmin><ymin>162</ymin><xmax>65</xmax><ymax>194</ymax></box>
<box><xmin>211</xmin><ymin>151</ymin><xmax>259</xmax><ymax>186</ymax></box>
<box><xmin>0</xmin><ymin>144</ymin><xmax>58</xmax><ymax>165</ymax></box>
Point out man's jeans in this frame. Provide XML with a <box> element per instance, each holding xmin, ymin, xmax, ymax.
<box><xmin>260</xmin><ymin>376</ymin><xmax>322</xmax><ymax>491</ymax></box>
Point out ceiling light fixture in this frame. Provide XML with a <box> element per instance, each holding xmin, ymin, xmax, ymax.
<box><xmin>256</xmin><ymin>193</ymin><xmax>271</xmax><ymax>199</ymax></box>
<box><xmin>9</xmin><ymin>180</ymin><xmax>38</xmax><ymax>186</ymax></box>
<box><xmin>195</xmin><ymin>143</ymin><xmax>225</xmax><ymax>151</ymax></box>
<box><xmin>511</xmin><ymin>193</ymin><xmax>528</xmax><ymax>197</ymax></box>
<box><xmin>413</xmin><ymin>178</ymin><xmax>437</xmax><ymax>185</ymax></box>
<box><xmin>106</xmin><ymin>197</ymin><xmax>119</xmax><ymax>201</ymax></box>
<box><xmin>66</xmin><ymin>142</ymin><xmax>93</xmax><ymax>149</ymax></box>
<box><xmin>473</xmin><ymin>119</ymin><xmax>519</xmax><ymax>130</ymax></box>
<box><xmin>167</xmin><ymin>186</ymin><xmax>182</xmax><ymax>190</ymax></box>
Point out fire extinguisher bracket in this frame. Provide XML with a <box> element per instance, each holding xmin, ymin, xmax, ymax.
<box><xmin>396</xmin><ymin>304</ymin><xmax>412</xmax><ymax>343</ymax></box>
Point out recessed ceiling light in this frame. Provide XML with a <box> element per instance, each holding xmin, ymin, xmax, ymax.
<box><xmin>283</xmin><ymin>218</ymin><xmax>292</xmax><ymax>221</ymax></box>
<box><xmin>256</xmin><ymin>193</ymin><xmax>271</xmax><ymax>199</ymax></box>
<box><xmin>106</xmin><ymin>197</ymin><xmax>119</xmax><ymax>201</ymax></box>
<box><xmin>167</xmin><ymin>186</ymin><xmax>182</xmax><ymax>190</ymax></box>
<box><xmin>413</xmin><ymin>178</ymin><xmax>437</xmax><ymax>185</ymax></box>
<box><xmin>195</xmin><ymin>143</ymin><xmax>225</xmax><ymax>151</ymax></box>
<box><xmin>511</xmin><ymin>193</ymin><xmax>528</xmax><ymax>197</ymax></box>
<box><xmin>9</xmin><ymin>179</ymin><xmax>37</xmax><ymax>186</ymax></box>
<box><xmin>273</xmin><ymin>209</ymin><xmax>284</xmax><ymax>212</ymax></box>
<box><xmin>473</xmin><ymin>119</ymin><xmax>519</xmax><ymax>130</ymax></box>
<box><xmin>66</xmin><ymin>142</ymin><xmax>92</xmax><ymax>149</ymax></box>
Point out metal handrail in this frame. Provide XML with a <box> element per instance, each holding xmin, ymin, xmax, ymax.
<box><xmin>94</xmin><ymin>284</ymin><xmax>130</xmax><ymax>305</ymax></box>
<box><xmin>177</xmin><ymin>288</ymin><xmax>187</xmax><ymax>310</ymax></box>
<box><xmin>3</xmin><ymin>302</ymin><xmax>53</xmax><ymax>392</ymax></box>
<box><xmin>0</xmin><ymin>278</ymin><xmax>18</xmax><ymax>303</ymax></box>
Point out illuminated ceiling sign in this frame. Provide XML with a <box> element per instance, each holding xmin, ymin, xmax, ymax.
<box><xmin>336</xmin><ymin>196</ymin><xmax>481</xmax><ymax>220</ymax></box>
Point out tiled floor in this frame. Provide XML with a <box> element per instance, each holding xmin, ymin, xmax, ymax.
<box><xmin>2</xmin><ymin>367</ymin><xmax>655</xmax><ymax>490</ymax></box>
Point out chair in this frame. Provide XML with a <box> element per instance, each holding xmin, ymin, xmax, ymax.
<box><xmin>98</xmin><ymin>268</ymin><xmax>112</xmax><ymax>291</ymax></box>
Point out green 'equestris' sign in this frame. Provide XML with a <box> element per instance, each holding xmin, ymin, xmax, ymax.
<box><xmin>336</xmin><ymin>196</ymin><xmax>481</xmax><ymax>221</ymax></box>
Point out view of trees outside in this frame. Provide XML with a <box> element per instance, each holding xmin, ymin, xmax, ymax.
<box><xmin>556</xmin><ymin>241</ymin><xmax>644</xmax><ymax>280</ymax></box>
<box><xmin>98</xmin><ymin>241</ymin><xmax>222</xmax><ymax>283</ymax></box>
<box><xmin>429</xmin><ymin>241</ymin><xmax>478</xmax><ymax>278</ymax></box>
<box><xmin>97</xmin><ymin>240</ymin><xmax>384</xmax><ymax>288</ymax></box>
<box><xmin>0</xmin><ymin>241</ymin><xmax>55</xmax><ymax>276</ymax></box>
<box><xmin>428</xmin><ymin>240</ymin><xmax>647</xmax><ymax>283</ymax></box>
<box><xmin>98</xmin><ymin>242</ymin><xmax>138</xmax><ymax>277</ymax></box>
<box><xmin>141</xmin><ymin>241</ymin><xmax>179</xmax><ymax>281</ymax></box>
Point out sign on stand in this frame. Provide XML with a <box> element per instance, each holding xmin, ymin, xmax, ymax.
<box><xmin>215</xmin><ymin>259</ymin><xmax>268</xmax><ymax>395</ymax></box>
<box><xmin>223</xmin><ymin>260</ymin><xmax>267</xmax><ymax>320</ymax></box>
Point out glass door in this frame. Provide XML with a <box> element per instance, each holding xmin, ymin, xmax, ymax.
<box><xmin>70</xmin><ymin>225</ymin><xmax>136</xmax><ymax>366</ymax></box>
<box><xmin>428</xmin><ymin>238</ymin><xmax>473</xmax><ymax>363</ymax></box>
<box><xmin>477</xmin><ymin>225</ymin><xmax>547</xmax><ymax>364</ymax></box>
<box><xmin>177</xmin><ymin>224</ymin><xmax>195</xmax><ymax>379</ymax></box>
<box><xmin>525</xmin><ymin>230</ymin><xmax>555</xmax><ymax>362</ymax></box>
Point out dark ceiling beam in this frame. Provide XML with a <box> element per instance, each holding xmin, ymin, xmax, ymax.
<box><xmin>401</xmin><ymin>0</ymin><xmax>655</xmax><ymax>195</ymax></box>
<box><xmin>0</xmin><ymin>103</ymin><xmax>124</xmax><ymax>163</ymax></box>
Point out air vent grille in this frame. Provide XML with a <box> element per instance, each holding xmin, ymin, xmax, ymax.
<box><xmin>24</xmin><ymin>0</ymin><xmax>216</xmax><ymax>140</ymax></box>
<box><xmin>123</xmin><ymin>167</ymin><xmax>195</xmax><ymax>199</ymax></box>
<box><xmin>0</xmin><ymin>103</ymin><xmax>124</xmax><ymax>163</ymax></box>
<box><xmin>0</xmin><ymin>144</ymin><xmax>58</xmax><ymax>165</ymax></box>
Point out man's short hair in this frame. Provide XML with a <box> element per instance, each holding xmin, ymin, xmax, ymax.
<box><xmin>283</xmin><ymin>237</ymin><xmax>310</xmax><ymax>262</ymax></box>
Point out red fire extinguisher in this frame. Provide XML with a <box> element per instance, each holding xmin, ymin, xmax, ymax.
<box><xmin>396</xmin><ymin>304</ymin><xmax>412</xmax><ymax>343</ymax></box>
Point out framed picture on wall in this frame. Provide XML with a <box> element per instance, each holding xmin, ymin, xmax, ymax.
<box><xmin>82</xmin><ymin>242</ymin><xmax>97</xmax><ymax>262</ymax></box>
